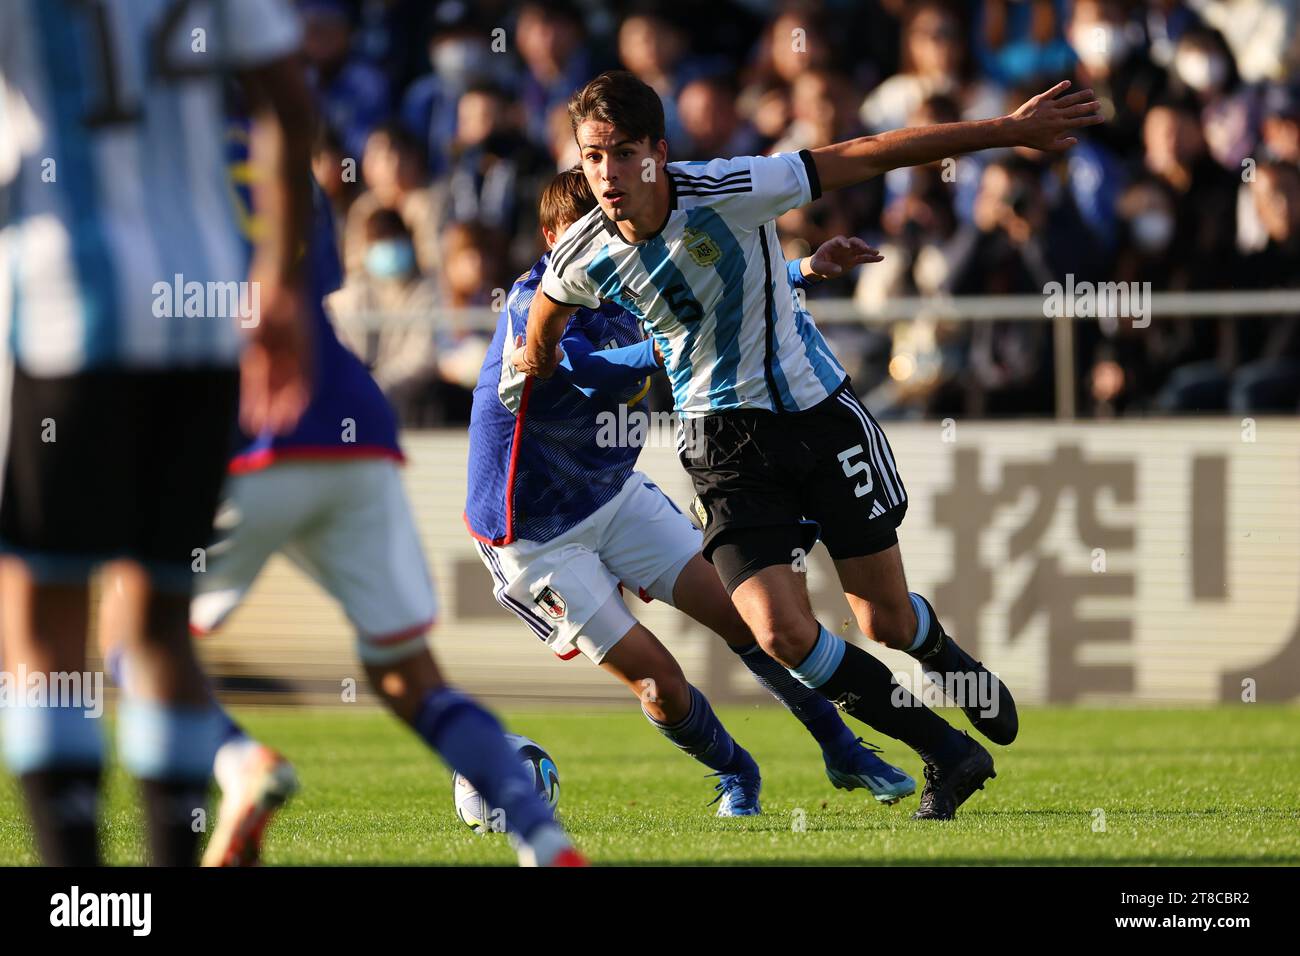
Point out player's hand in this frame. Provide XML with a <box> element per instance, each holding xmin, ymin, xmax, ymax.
<box><xmin>808</xmin><ymin>236</ymin><xmax>883</xmax><ymax>280</ymax></box>
<box><xmin>509</xmin><ymin>334</ymin><xmax>563</xmax><ymax>377</ymax></box>
<box><xmin>652</xmin><ymin>340</ymin><xmax>664</xmax><ymax>367</ymax></box>
<box><xmin>240</xmin><ymin>276</ymin><xmax>311</xmax><ymax>435</ymax></box>
<box><xmin>1006</xmin><ymin>80</ymin><xmax>1103</xmax><ymax>152</ymax></box>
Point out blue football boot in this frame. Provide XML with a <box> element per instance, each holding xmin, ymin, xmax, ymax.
<box><xmin>708</xmin><ymin>750</ymin><xmax>762</xmax><ymax>817</ymax></box>
<box><xmin>824</xmin><ymin>738</ymin><xmax>917</xmax><ymax>805</ymax></box>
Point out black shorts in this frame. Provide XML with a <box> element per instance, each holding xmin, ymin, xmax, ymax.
<box><xmin>0</xmin><ymin>365</ymin><xmax>240</xmax><ymax>590</ymax></box>
<box><xmin>680</xmin><ymin>379</ymin><xmax>908</xmax><ymax>584</ymax></box>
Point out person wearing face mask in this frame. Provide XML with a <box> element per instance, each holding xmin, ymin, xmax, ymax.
<box><xmin>400</xmin><ymin>1</ymin><xmax>516</xmax><ymax>178</ymax></box>
<box><xmin>1065</xmin><ymin>0</ymin><xmax>1168</xmax><ymax>165</ymax></box>
<box><xmin>331</xmin><ymin>209</ymin><xmax>441</xmax><ymax>423</ymax></box>
<box><xmin>1173</xmin><ymin>27</ymin><xmax>1263</xmax><ymax>174</ymax></box>
<box><xmin>1078</xmin><ymin>176</ymin><xmax>1190</xmax><ymax>415</ymax></box>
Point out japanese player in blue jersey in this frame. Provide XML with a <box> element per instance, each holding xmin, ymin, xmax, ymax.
<box><xmin>0</xmin><ymin>0</ymin><xmax>313</xmax><ymax>866</ymax></box>
<box><xmin>518</xmin><ymin>71</ymin><xmax>1104</xmax><ymax>820</ymax></box>
<box><xmin>94</xmin><ymin>129</ymin><xmax>583</xmax><ymax>868</ymax></box>
<box><xmin>468</xmin><ymin>169</ymin><xmax>915</xmax><ymax>815</ymax></box>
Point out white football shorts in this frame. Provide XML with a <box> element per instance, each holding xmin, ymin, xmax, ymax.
<box><xmin>474</xmin><ymin>471</ymin><xmax>701</xmax><ymax>663</ymax></box>
<box><xmin>190</xmin><ymin>458</ymin><xmax>438</xmax><ymax>663</ymax></box>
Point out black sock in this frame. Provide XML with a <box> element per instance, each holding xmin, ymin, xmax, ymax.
<box><xmin>793</xmin><ymin>623</ymin><xmax>967</xmax><ymax>767</ymax></box>
<box><xmin>20</xmin><ymin>767</ymin><xmax>101</xmax><ymax>866</ymax></box>
<box><xmin>139</xmin><ymin>778</ymin><xmax>209</xmax><ymax>866</ymax></box>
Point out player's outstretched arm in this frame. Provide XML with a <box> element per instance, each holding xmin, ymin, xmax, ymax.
<box><xmin>520</xmin><ymin>291</ymin><xmax>579</xmax><ymax>379</ymax></box>
<box><xmin>810</xmin><ymin>80</ymin><xmax>1103</xmax><ymax>193</ymax></box>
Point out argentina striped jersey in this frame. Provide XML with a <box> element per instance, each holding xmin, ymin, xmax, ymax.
<box><xmin>0</xmin><ymin>0</ymin><xmax>301</xmax><ymax>376</ymax></box>
<box><xmin>539</xmin><ymin>150</ymin><xmax>847</xmax><ymax>416</ymax></box>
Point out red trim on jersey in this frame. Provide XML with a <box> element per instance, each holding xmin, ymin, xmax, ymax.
<box><xmin>464</xmin><ymin>374</ymin><xmax>535</xmax><ymax>546</ymax></box>
<box><xmin>503</xmin><ymin>377</ymin><xmax>535</xmax><ymax>545</ymax></box>
<box><xmin>364</xmin><ymin>617</ymin><xmax>436</xmax><ymax>646</ymax></box>
<box><xmin>554</xmin><ymin>648</ymin><xmax>582</xmax><ymax>661</ymax></box>
<box><xmin>228</xmin><ymin>445</ymin><xmax>406</xmax><ymax>475</ymax></box>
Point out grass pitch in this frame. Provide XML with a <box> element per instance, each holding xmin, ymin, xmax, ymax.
<box><xmin>2</xmin><ymin>705</ymin><xmax>1297</xmax><ymax>866</ymax></box>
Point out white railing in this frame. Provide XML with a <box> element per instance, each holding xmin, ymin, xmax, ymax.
<box><xmin>332</xmin><ymin>290</ymin><xmax>1299</xmax><ymax>419</ymax></box>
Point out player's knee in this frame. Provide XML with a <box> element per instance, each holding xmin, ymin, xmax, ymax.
<box><xmin>749</xmin><ymin>611</ymin><xmax>818</xmax><ymax>668</ymax></box>
<box><xmin>636</xmin><ymin>663</ymin><xmax>690</xmax><ymax>724</ymax></box>
<box><xmin>855</xmin><ymin>601</ymin><xmax>916</xmax><ymax>650</ymax></box>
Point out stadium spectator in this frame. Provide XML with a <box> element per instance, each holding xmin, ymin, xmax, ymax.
<box><xmin>300</xmin><ymin>0</ymin><xmax>390</xmax><ymax>158</ymax></box>
<box><xmin>331</xmin><ymin>209</ymin><xmax>441</xmax><ymax>422</ymax></box>
<box><xmin>1229</xmin><ymin>161</ymin><xmax>1300</xmax><ymax>411</ymax></box>
<box><xmin>1166</xmin><ymin>25</ymin><xmax>1257</xmax><ymax>170</ymax></box>
<box><xmin>344</xmin><ymin>123</ymin><xmax>441</xmax><ymax>279</ymax></box>
<box><xmin>616</xmin><ymin>6</ymin><xmax>724</xmax><ymax>146</ymax></box>
<box><xmin>311</xmin><ymin>124</ymin><xmax>364</xmax><ymax>250</ymax></box>
<box><xmin>943</xmin><ymin>158</ymin><xmax>1067</xmax><ymax>416</ymax></box>
<box><xmin>400</xmin><ymin>0</ymin><xmax>514</xmax><ymax>177</ymax></box>
<box><xmin>973</xmin><ymin>0</ymin><xmax>1076</xmax><ymax>87</ymax></box>
<box><xmin>859</xmin><ymin>1</ymin><xmax>1004</xmax><ymax>135</ymax></box>
<box><xmin>428</xmin><ymin>81</ymin><xmax>551</xmax><ymax>272</ymax></box>
<box><xmin>1141</xmin><ymin>96</ymin><xmax>1239</xmax><ymax>290</ymax></box>
<box><xmin>676</xmin><ymin>75</ymin><xmax>764</xmax><ymax>160</ymax></box>
<box><xmin>1190</xmin><ymin>0</ymin><xmax>1300</xmax><ymax>84</ymax></box>
<box><xmin>545</xmin><ymin>100</ymin><xmax>583</xmax><ymax>171</ymax></box>
<box><xmin>1064</xmin><ymin>0</ymin><xmax>1168</xmax><ymax>166</ymax></box>
<box><xmin>515</xmin><ymin>0</ymin><xmax>595</xmax><ymax>145</ymax></box>
<box><xmin>1140</xmin><ymin>0</ymin><xmax>1206</xmax><ymax>71</ymax></box>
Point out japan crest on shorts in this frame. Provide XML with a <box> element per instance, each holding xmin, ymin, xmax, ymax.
<box><xmin>534</xmin><ymin>585</ymin><xmax>566</xmax><ymax>620</ymax></box>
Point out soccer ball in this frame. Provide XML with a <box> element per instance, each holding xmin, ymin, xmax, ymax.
<box><xmin>453</xmin><ymin>733</ymin><xmax>560</xmax><ymax>833</ymax></box>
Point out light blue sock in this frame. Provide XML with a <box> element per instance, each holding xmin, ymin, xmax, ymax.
<box><xmin>2</xmin><ymin>702</ymin><xmax>104</xmax><ymax>774</ymax></box>
<box><xmin>106</xmin><ymin>645</ymin><xmax>247</xmax><ymax>749</ymax></box>
<box><xmin>117</xmin><ymin>700</ymin><xmax>222</xmax><ymax>782</ymax></box>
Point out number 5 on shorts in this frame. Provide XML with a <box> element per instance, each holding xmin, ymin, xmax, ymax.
<box><xmin>837</xmin><ymin>444</ymin><xmax>873</xmax><ymax>498</ymax></box>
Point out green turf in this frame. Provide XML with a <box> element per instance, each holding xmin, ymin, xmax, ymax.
<box><xmin>2</xmin><ymin>705</ymin><xmax>1298</xmax><ymax>865</ymax></box>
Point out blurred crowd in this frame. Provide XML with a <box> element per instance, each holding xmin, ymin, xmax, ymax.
<box><xmin>300</xmin><ymin>0</ymin><xmax>1300</xmax><ymax>422</ymax></box>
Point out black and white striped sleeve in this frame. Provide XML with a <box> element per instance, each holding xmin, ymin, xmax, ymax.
<box><xmin>540</xmin><ymin>218</ymin><xmax>602</xmax><ymax>310</ymax></box>
<box><xmin>673</xmin><ymin>152</ymin><xmax>820</xmax><ymax>229</ymax></box>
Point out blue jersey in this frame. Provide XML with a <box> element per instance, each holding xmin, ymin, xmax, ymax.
<box><xmin>465</xmin><ymin>253</ymin><xmax>816</xmax><ymax>545</ymax></box>
<box><xmin>225</xmin><ymin>127</ymin><xmax>401</xmax><ymax>472</ymax></box>
<box><xmin>465</xmin><ymin>254</ymin><xmax>659</xmax><ymax>545</ymax></box>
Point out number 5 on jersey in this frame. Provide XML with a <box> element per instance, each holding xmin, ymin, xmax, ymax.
<box><xmin>837</xmin><ymin>444</ymin><xmax>873</xmax><ymax>498</ymax></box>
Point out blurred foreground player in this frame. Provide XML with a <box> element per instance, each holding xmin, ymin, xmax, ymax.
<box><xmin>99</xmin><ymin>147</ymin><xmax>582</xmax><ymax>868</ymax></box>
<box><xmin>0</xmin><ymin>0</ymin><xmax>312</xmax><ymax>865</ymax></box>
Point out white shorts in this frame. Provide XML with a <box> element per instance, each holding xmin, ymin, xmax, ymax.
<box><xmin>191</xmin><ymin>458</ymin><xmax>438</xmax><ymax>663</ymax></box>
<box><xmin>474</xmin><ymin>471</ymin><xmax>701</xmax><ymax>664</ymax></box>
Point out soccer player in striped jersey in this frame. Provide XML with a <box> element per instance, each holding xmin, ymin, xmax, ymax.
<box><xmin>468</xmin><ymin>168</ymin><xmax>915</xmax><ymax>816</ymax></box>
<box><xmin>516</xmin><ymin>71</ymin><xmax>1104</xmax><ymax>820</ymax></box>
<box><xmin>0</xmin><ymin>0</ymin><xmax>313</xmax><ymax>865</ymax></box>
